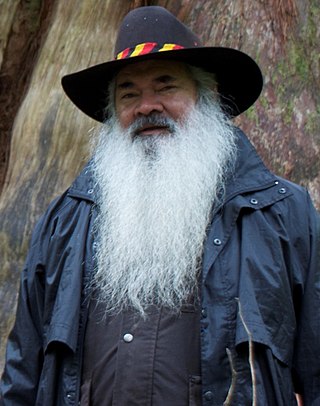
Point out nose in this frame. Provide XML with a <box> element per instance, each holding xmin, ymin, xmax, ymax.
<box><xmin>134</xmin><ymin>91</ymin><xmax>164</xmax><ymax>117</ymax></box>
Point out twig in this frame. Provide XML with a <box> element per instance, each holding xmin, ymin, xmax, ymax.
<box><xmin>236</xmin><ymin>298</ymin><xmax>257</xmax><ymax>406</ymax></box>
<box><xmin>224</xmin><ymin>347</ymin><xmax>237</xmax><ymax>405</ymax></box>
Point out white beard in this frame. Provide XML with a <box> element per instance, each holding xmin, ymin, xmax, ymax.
<box><xmin>91</xmin><ymin>97</ymin><xmax>236</xmax><ymax>316</ymax></box>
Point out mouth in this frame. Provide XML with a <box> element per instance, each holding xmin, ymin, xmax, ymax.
<box><xmin>134</xmin><ymin>125</ymin><xmax>171</xmax><ymax>137</ymax></box>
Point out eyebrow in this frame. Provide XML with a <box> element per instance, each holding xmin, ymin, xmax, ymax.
<box><xmin>117</xmin><ymin>81</ymin><xmax>134</xmax><ymax>90</ymax></box>
<box><xmin>117</xmin><ymin>74</ymin><xmax>177</xmax><ymax>90</ymax></box>
<box><xmin>154</xmin><ymin>74</ymin><xmax>176</xmax><ymax>84</ymax></box>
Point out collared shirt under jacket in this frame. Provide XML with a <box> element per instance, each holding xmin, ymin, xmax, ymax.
<box><xmin>1</xmin><ymin>129</ymin><xmax>320</xmax><ymax>405</ymax></box>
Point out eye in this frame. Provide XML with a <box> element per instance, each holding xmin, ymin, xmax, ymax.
<box><xmin>121</xmin><ymin>92</ymin><xmax>138</xmax><ymax>100</ymax></box>
<box><xmin>159</xmin><ymin>85</ymin><xmax>176</xmax><ymax>92</ymax></box>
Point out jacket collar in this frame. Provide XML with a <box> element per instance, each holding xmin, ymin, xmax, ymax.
<box><xmin>225</xmin><ymin>128</ymin><xmax>276</xmax><ymax>201</ymax></box>
<box><xmin>67</xmin><ymin>160</ymin><xmax>96</xmax><ymax>202</ymax></box>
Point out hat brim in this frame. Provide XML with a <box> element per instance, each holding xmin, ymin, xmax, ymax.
<box><xmin>61</xmin><ymin>47</ymin><xmax>263</xmax><ymax>122</ymax></box>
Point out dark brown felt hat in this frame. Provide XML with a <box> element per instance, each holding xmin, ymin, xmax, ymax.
<box><xmin>61</xmin><ymin>6</ymin><xmax>263</xmax><ymax>122</ymax></box>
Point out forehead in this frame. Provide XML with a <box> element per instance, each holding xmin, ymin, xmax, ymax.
<box><xmin>115</xmin><ymin>59</ymin><xmax>193</xmax><ymax>84</ymax></box>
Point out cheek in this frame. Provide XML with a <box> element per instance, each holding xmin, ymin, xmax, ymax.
<box><xmin>169</xmin><ymin>98</ymin><xmax>196</xmax><ymax>121</ymax></box>
<box><xmin>117</xmin><ymin>108</ymin><xmax>134</xmax><ymax>129</ymax></box>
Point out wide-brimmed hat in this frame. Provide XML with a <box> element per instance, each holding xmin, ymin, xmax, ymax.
<box><xmin>61</xmin><ymin>6</ymin><xmax>263</xmax><ymax>122</ymax></box>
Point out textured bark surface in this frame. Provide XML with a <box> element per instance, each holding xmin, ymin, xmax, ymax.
<box><xmin>0</xmin><ymin>0</ymin><xmax>319</xmax><ymax>371</ymax></box>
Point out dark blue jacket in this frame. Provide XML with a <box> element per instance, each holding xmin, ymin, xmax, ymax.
<box><xmin>1</xmin><ymin>130</ymin><xmax>320</xmax><ymax>405</ymax></box>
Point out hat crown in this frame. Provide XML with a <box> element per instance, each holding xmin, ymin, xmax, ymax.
<box><xmin>114</xmin><ymin>6</ymin><xmax>201</xmax><ymax>58</ymax></box>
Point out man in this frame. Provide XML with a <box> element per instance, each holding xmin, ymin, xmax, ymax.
<box><xmin>1</xmin><ymin>6</ymin><xmax>319</xmax><ymax>405</ymax></box>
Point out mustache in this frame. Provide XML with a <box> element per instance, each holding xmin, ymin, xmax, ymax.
<box><xmin>129</xmin><ymin>113</ymin><xmax>177</xmax><ymax>137</ymax></box>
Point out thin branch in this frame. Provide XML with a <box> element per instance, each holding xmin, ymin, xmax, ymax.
<box><xmin>224</xmin><ymin>347</ymin><xmax>238</xmax><ymax>405</ymax></box>
<box><xmin>236</xmin><ymin>297</ymin><xmax>257</xmax><ymax>406</ymax></box>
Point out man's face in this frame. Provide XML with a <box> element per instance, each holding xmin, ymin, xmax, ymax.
<box><xmin>114</xmin><ymin>60</ymin><xmax>198</xmax><ymax>136</ymax></box>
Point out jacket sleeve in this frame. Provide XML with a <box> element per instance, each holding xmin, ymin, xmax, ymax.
<box><xmin>292</xmin><ymin>193</ymin><xmax>320</xmax><ymax>404</ymax></box>
<box><xmin>0</xmin><ymin>213</ymin><xmax>49</xmax><ymax>405</ymax></box>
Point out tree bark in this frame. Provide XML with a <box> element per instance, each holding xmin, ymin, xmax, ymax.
<box><xmin>0</xmin><ymin>0</ymin><xmax>319</xmax><ymax>371</ymax></box>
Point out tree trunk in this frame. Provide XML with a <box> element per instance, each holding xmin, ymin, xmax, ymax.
<box><xmin>0</xmin><ymin>0</ymin><xmax>319</xmax><ymax>371</ymax></box>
